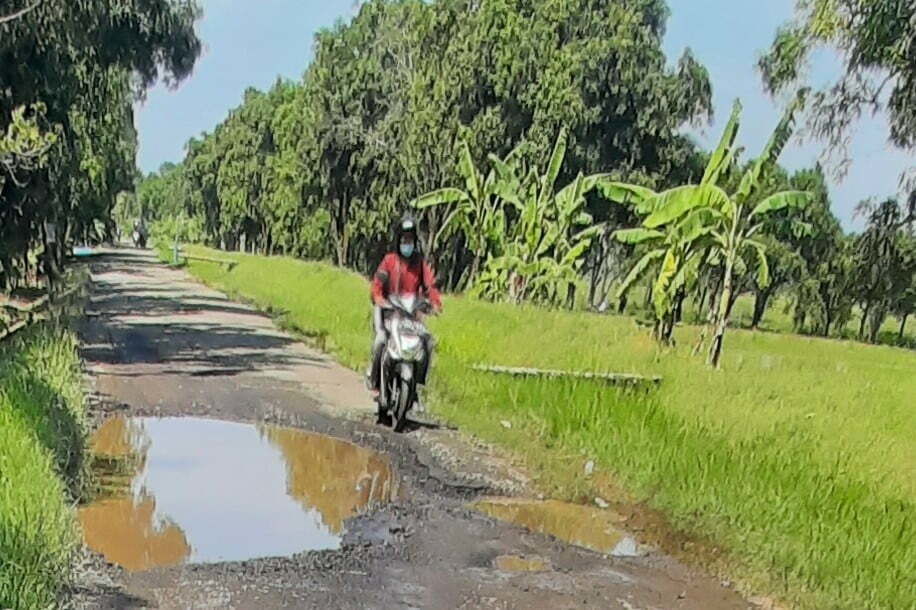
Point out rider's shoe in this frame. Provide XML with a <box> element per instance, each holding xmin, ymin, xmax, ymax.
<box><xmin>414</xmin><ymin>388</ymin><xmax>427</xmax><ymax>413</ymax></box>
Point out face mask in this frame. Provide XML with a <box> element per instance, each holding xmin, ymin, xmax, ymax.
<box><xmin>399</xmin><ymin>243</ymin><xmax>415</xmax><ymax>258</ymax></box>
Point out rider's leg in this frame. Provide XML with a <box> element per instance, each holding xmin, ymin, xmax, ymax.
<box><xmin>368</xmin><ymin>305</ymin><xmax>386</xmax><ymax>392</ymax></box>
<box><xmin>417</xmin><ymin>333</ymin><xmax>434</xmax><ymax>385</ymax></box>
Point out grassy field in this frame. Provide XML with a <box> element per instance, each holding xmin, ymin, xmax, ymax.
<box><xmin>180</xmin><ymin>245</ymin><xmax>915</xmax><ymax>610</ymax></box>
<box><xmin>0</xmin><ymin>325</ymin><xmax>88</xmax><ymax>609</ymax></box>
<box><xmin>613</xmin><ymin>285</ymin><xmax>915</xmax><ymax>349</ymax></box>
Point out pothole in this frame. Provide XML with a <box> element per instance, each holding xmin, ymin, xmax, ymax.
<box><xmin>471</xmin><ymin>497</ymin><xmax>644</xmax><ymax>557</ymax></box>
<box><xmin>80</xmin><ymin>416</ymin><xmax>400</xmax><ymax>571</ymax></box>
<box><xmin>493</xmin><ymin>554</ymin><xmax>551</xmax><ymax>572</ymax></box>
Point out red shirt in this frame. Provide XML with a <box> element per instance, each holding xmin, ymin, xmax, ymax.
<box><xmin>371</xmin><ymin>253</ymin><xmax>442</xmax><ymax>310</ymax></box>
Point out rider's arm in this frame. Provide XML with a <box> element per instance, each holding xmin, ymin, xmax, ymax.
<box><xmin>371</xmin><ymin>254</ymin><xmax>393</xmax><ymax>307</ymax></box>
<box><xmin>422</xmin><ymin>259</ymin><xmax>443</xmax><ymax>311</ymax></box>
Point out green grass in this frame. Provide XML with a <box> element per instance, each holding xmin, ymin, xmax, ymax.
<box><xmin>616</xmin><ymin>285</ymin><xmax>916</xmax><ymax>349</ymax></box>
<box><xmin>180</xmin><ymin>245</ymin><xmax>915</xmax><ymax>610</ymax></box>
<box><xmin>0</xmin><ymin>325</ymin><xmax>88</xmax><ymax>609</ymax></box>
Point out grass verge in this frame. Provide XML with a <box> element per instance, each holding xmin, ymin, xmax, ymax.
<box><xmin>0</xmin><ymin>324</ymin><xmax>88</xmax><ymax>609</ymax></box>
<box><xmin>178</xmin><ymin>245</ymin><xmax>915</xmax><ymax>610</ymax></box>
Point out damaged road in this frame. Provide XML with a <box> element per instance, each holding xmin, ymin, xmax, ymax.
<box><xmin>70</xmin><ymin>249</ymin><xmax>752</xmax><ymax>609</ymax></box>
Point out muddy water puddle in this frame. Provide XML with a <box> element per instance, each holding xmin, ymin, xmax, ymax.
<box><xmin>80</xmin><ymin>416</ymin><xmax>399</xmax><ymax>571</ymax></box>
<box><xmin>472</xmin><ymin>497</ymin><xmax>644</xmax><ymax>558</ymax></box>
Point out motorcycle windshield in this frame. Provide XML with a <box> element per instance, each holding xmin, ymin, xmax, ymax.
<box><xmin>390</xmin><ymin>294</ymin><xmax>417</xmax><ymax>315</ymax></box>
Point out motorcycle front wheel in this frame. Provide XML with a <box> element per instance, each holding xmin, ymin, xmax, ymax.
<box><xmin>392</xmin><ymin>373</ymin><xmax>414</xmax><ymax>433</ymax></box>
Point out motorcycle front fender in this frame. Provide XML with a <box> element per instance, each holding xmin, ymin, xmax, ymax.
<box><xmin>399</xmin><ymin>362</ymin><xmax>414</xmax><ymax>381</ymax></box>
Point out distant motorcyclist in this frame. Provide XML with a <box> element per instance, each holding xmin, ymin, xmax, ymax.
<box><xmin>132</xmin><ymin>219</ymin><xmax>148</xmax><ymax>248</ymax></box>
<box><xmin>367</xmin><ymin>216</ymin><xmax>442</xmax><ymax>405</ymax></box>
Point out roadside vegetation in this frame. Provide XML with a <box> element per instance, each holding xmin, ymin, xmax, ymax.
<box><xmin>0</xmin><ymin>325</ymin><xmax>88</xmax><ymax>609</ymax></box>
<box><xmin>135</xmin><ymin>0</ymin><xmax>915</xmax><ymax>356</ymax></box>
<box><xmin>179</xmin><ymin>245</ymin><xmax>915</xmax><ymax>610</ymax></box>
<box><xmin>0</xmin><ymin>0</ymin><xmax>201</xmax><ymax>292</ymax></box>
<box><xmin>1</xmin><ymin>4</ymin><xmax>198</xmax><ymax>602</ymax></box>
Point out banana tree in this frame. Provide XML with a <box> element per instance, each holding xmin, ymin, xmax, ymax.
<box><xmin>472</xmin><ymin>128</ymin><xmax>607</xmax><ymax>306</ymax></box>
<box><xmin>597</xmin><ymin>101</ymin><xmax>743</xmax><ymax>343</ymax></box>
<box><xmin>600</xmin><ymin>92</ymin><xmax>812</xmax><ymax>365</ymax></box>
<box><xmin>611</xmin><ymin>202</ymin><xmax>724</xmax><ymax>343</ymax></box>
<box><xmin>411</xmin><ymin>140</ymin><xmax>522</xmax><ymax>288</ymax></box>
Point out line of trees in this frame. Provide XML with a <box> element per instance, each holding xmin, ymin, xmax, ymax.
<box><xmin>134</xmin><ymin>0</ymin><xmax>915</xmax><ymax>354</ymax></box>
<box><xmin>132</xmin><ymin>0</ymin><xmax>713</xmax><ymax>271</ymax></box>
<box><xmin>0</xmin><ymin>0</ymin><xmax>202</xmax><ymax>292</ymax></box>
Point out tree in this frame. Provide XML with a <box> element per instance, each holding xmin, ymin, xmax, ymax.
<box><xmin>853</xmin><ymin>198</ymin><xmax>913</xmax><ymax>343</ymax></box>
<box><xmin>0</xmin><ymin>0</ymin><xmax>202</xmax><ymax>288</ymax></box>
<box><xmin>602</xmin><ymin>94</ymin><xmax>812</xmax><ymax>365</ymax></box>
<box><xmin>412</xmin><ymin>140</ymin><xmax>517</xmax><ymax>289</ymax></box>
<box><xmin>891</xmin><ymin>233</ymin><xmax>916</xmax><ymax>342</ymax></box>
<box><xmin>0</xmin><ymin>105</ymin><xmax>56</xmax><ymax>187</ymax></box>
<box><xmin>745</xmin><ymin>167</ymin><xmax>828</xmax><ymax>328</ymax></box>
<box><xmin>760</xmin><ymin>0</ymin><xmax>916</xmax><ymax>205</ymax></box>
<box><xmin>416</xmin><ymin>128</ymin><xmax>606</xmax><ymax>306</ymax></box>
<box><xmin>142</xmin><ymin>0</ymin><xmax>714</xmax><ymax>286</ymax></box>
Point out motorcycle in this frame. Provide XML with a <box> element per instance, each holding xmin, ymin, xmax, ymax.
<box><xmin>378</xmin><ymin>294</ymin><xmax>432</xmax><ymax>432</ymax></box>
<box><xmin>132</xmin><ymin>229</ymin><xmax>147</xmax><ymax>249</ymax></box>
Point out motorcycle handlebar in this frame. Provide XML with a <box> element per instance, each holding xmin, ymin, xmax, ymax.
<box><xmin>381</xmin><ymin>298</ymin><xmax>434</xmax><ymax>315</ymax></box>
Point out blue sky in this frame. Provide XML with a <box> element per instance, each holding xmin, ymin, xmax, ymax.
<box><xmin>134</xmin><ymin>0</ymin><xmax>914</xmax><ymax>230</ymax></box>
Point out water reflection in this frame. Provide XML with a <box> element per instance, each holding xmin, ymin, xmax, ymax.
<box><xmin>80</xmin><ymin>417</ymin><xmax>398</xmax><ymax>571</ymax></box>
<box><xmin>472</xmin><ymin>497</ymin><xmax>639</xmax><ymax>556</ymax></box>
<box><xmin>79</xmin><ymin>495</ymin><xmax>191</xmax><ymax>572</ymax></box>
<box><xmin>263</xmin><ymin>426</ymin><xmax>399</xmax><ymax>533</ymax></box>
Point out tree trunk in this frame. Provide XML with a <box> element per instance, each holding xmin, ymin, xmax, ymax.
<box><xmin>462</xmin><ymin>255</ymin><xmax>481</xmax><ymax>290</ymax></box>
<box><xmin>696</xmin><ymin>284</ymin><xmax>709</xmax><ymax>321</ymax></box>
<box><xmin>706</xmin><ymin>275</ymin><xmax>721</xmax><ymax>322</ymax></box>
<box><xmin>899</xmin><ymin>313</ymin><xmax>909</xmax><ymax>342</ymax></box>
<box><xmin>751</xmin><ymin>288</ymin><xmax>772</xmax><ymax>329</ymax></box>
<box><xmin>566</xmin><ymin>284</ymin><xmax>576</xmax><ymax>310</ymax></box>
<box><xmin>674</xmin><ymin>289</ymin><xmax>686</xmax><ymax>323</ymax></box>
<box><xmin>868</xmin><ymin>307</ymin><xmax>885</xmax><ymax>344</ymax></box>
<box><xmin>657</xmin><ymin>311</ymin><xmax>676</xmax><ymax>345</ymax></box>
<box><xmin>726</xmin><ymin>285</ymin><xmax>740</xmax><ymax>320</ymax></box>
<box><xmin>708</xmin><ymin>259</ymin><xmax>734</xmax><ymax>368</ymax></box>
<box><xmin>335</xmin><ymin>230</ymin><xmax>348</xmax><ymax>267</ymax></box>
<box><xmin>40</xmin><ymin>222</ymin><xmax>53</xmax><ymax>295</ymax></box>
<box><xmin>858</xmin><ymin>304</ymin><xmax>869</xmax><ymax>340</ymax></box>
<box><xmin>793</xmin><ymin>299</ymin><xmax>807</xmax><ymax>333</ymax></box>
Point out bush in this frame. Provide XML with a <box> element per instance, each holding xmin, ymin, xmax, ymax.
<box><xmin>0</xmin><ymin>326</ymin><xmax>87</xmax><ymax>609</ymax></box>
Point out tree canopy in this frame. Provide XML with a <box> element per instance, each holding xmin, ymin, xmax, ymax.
<box><xmin>0</xmin><ymin>0</ymin><xmax>202</xmax><ymax>289</ymax></box>
<box><xmin>140</xmin><ymin>0</ymin><xmax>714</xmax><ymax>277</ymax></box>
<box><xmin>760</xmin><ymin>0</ymin><xmax>916</xmax><ymax>197</ymax></box>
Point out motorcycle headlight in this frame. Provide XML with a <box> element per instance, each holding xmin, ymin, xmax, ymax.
<box><xmin>401</xmin><ymin>335</ymin><xmax>423</xmax><ymax>358</ymax></box>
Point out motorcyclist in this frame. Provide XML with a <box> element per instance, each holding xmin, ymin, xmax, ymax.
<box><xmin>133</xmin><ymin>219</ymin><xmax>147</xmax><ymax>248</ymax></box>
<box><xmin>367</xmin><ymin>216</ymin><xmax>442</xmax><ymax>406</ymax></box>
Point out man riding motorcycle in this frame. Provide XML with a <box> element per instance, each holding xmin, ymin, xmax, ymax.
<box><xmin>367</xmin><ymin>216</ymin><xmax>442</xmax><ymax>408</ymax></box>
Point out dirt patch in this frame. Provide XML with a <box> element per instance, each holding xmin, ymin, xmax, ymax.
<box><xmin>493</xmin><ymin>555</ymin><xmax>552</xmax><ymax>572</ymax></box>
